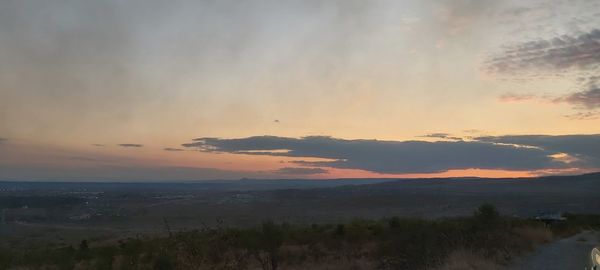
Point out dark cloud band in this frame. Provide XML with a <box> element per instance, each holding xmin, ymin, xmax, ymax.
<box><xmin>181</xmin><ymin>135</ymin><xmax>595</xmax><ymax>174</ymax></box>
<box><xmin>476</xmin><ymin>134</ymin><xmax>600</xmax><ymax>168</ymax></box>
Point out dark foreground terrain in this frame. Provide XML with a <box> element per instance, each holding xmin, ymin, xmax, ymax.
<box><xmin>0</xmin><ymin>204</ymin><xmax>600</xmax><ymax>270</ymax></box>
<box><xmin>0</xmin><ymin>173</ymin><xmax>599</xmax><ymax>269</ymax></box>
<box><xmin>2</xmin><ymin>206</ymin><xmax>600</xmax><ymax>270</ymax></box>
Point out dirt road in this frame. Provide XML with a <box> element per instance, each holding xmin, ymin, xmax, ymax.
<box><xmin>509</xmin><ymin>231</ymin><xmax>599</xmax><ymax>270</ymax></box>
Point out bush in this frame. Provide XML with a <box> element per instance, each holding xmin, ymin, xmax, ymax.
<box><xmin>473</xmin><ymin>203</ymin><xmax>500</xmax><ymax>226</ymax></box>
<box><xmin>5</xmin><ymin>206</ymin><xmax>600</xmax><ymax>270</ymax></box>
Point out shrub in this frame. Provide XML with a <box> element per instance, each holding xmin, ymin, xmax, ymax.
<box><xmin>5</xmin><ymin>207</ymin><xmax>599</xmax><ymax>270</ymax></box>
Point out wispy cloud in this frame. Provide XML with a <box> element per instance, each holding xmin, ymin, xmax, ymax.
<box><xmin>497</xmin><ymin>88</ymin><xmax>600</xmax><ymax>113</ymax></box>
<box><xmin>118</xmin><ymin>143</ymin><xmax>143</xmax><ymax>148</ymax></box>
<box><xmin>564</xmin><ymin>111</ymin><xmax>600</xmax><ymax>120</ymax></box>
<box><xmin>486</xmin><ymin>29</ymin><xmax>600</xmax><ymax>74</ymax></box>
<box><xmin>164</xmin><ymin>147</ymin><xmax>185</xmax><ymax>152</ymax></box>
<box><xmin>420</xmin><ymin>133</ymin><xmax>462</xmax><ymax>141</ymax></box>
<box><xmin>556</xmin><ymin>88</ymin><xmax>600</xmax><ymax>109</ymax></box>
<box><xmin>69</xmin><ymin>156</ymin><xmax>100</xmax><ymax>162</ymax></box>
<box><xmin>488</xmin><ymin>28</ymin><xmax>600</xmax><ymax>112</ymax></box>
<box><xmin>273</xmin><ymin>167</ymin><xmax>328</xmax><ymax>175</ymax></box>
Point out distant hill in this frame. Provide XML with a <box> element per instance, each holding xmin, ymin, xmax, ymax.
<box><xmin>1</xmin><ymin>172</ymin><xmax>598</xmax><ymax>227</ymax></box>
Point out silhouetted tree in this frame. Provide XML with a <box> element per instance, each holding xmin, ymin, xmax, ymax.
<box><xmin>473</xmin><ymin>203</ymin><xmax>500</xmax><ymax>229</ymax></box>
<box><xmin>254</xmin><ymin>221</ymin><xmax>283</xmax><ymax>270</ymax></box>
<box><xmin>335</xmin><ymin>224</ymin><xmax>346</xmax><ymax>237</ymax></box>
<box><xmin>79</xmin><ymin>240</ymin><xmax>89</xmax><ymax>251</ymax></box>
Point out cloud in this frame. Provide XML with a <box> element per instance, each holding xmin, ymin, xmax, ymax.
<box><xmin>420</xmin><ymin>133</ymin><xmax>462</xmax><ymax>141</ymax></box>
<box><xmin>564</xmin><ymin>111</ymin><xmax>599</xmax><ymax>120</ymax></box>
<box><xmin>69</xmin><ymin>156</ymin><xmax>100</xmax><ymax>162</ymax></box>
<box><xmin>497</xmin><ymin>87</ymin><xmax>600</xmax><ymax>111</ymax></box>
<box><xmin>422</xmin><ymin>133</ymin><xmax>449</xmax><ymax>138</ymax></box>
<box><xmin>557</xmin><ymin>88</ymin><xmax>600</xmax><ymax>109</ymax></box>
<box><xmin>487</xmin><ymin>29</ymin><xmax>600</xmax><ymax>111</ymax></box>
<box><xmin>92</xmin><ymin>144</ymin><xmax>105</xmax><ymax>147</ymax></box>
<box><xmin>182</xmin><ymin>135</ymin><xmax>570</xmax><ymax>174</ymax></box>
<box><xmin>164</xmin><ymin>147</ymin><xmax>185</xmax><ymax>152</ymax></box>
<box><xmin>486</xmin><ymin>29</ymin><xmax>600</xmax><ymax>74</ymax></box>
<box><xmin>476</xmin><ymin>134</ymin><xmax>600</xmax><ymax>168</ymax></box>
<box><xmin>273</xmin><ymin>167</ymin><xmax>328</xmax><ymax>175</ymax></box>
<box><xmin>118</xmin><ymin>143</ymin><xmax>143</xmax><ymax>148</ymax></box>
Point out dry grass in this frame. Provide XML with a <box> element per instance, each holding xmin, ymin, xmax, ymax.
<box><xmin>437</xmin><ymin>249</ymin><xmax>499</xmax><ymax>270</ymax></box>
<box><xmin>281</xmin><ymin>258</ymin><xmax>375</xmax><ymax>270</ymax></box>
<box><xmin>514</xmin><ymin>226</ymin><xmax>553</xmax><ymax>248</ymax></box>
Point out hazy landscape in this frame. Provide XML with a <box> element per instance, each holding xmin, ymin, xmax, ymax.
<box><xmin>1</xmin><ymin>0</ymin><xmax>600</xmax><ymax>268</ymax></box>
<box><xmin>2</xmin><ymin>173</ymin><xmax>599</xmax><ymax>248</ymax></box>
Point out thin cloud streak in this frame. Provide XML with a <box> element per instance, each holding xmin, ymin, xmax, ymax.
<box><xmin>274</xmin><ymin>167</ymin><xmax>328</xmax><ymax>175</ymax></box>
<box><xmin>164</xmin><ymin>147</ymin><xmax>185</xmax><ymax>152</ymax></box>
<box><xmin>118</xmin><ymin>144</ymin><xmax>143</xmax><ymax>148</ymax></box>
<box><xmin>496</xmin><ymin>89</ymin><xmax>600</xmax><ymax>111</ymax></box>
<box><xmin>420</xmin><ymin>133</ymin><xmax>462</xmax><ymax>141</ymax></box>
<box><xmin>564</xmin><ymin>111</ymin><xmax>600</xmax><ymax>120</ymax></box>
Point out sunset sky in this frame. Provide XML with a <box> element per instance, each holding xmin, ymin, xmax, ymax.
<box><xmin>1</xmin><ymin>0</ymin><xmax>599</xmax><ymax>181</ymax></box>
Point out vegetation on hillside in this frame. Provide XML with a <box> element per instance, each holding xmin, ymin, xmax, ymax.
<box><xmin>1</xmin><ymin>204</ymin><xmax>599</xmax><ymax>270</ymax></box>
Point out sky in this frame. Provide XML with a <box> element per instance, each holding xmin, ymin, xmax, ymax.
<box><xmin>0</xmin><ymin>0</ymin><xmax>599</xmax><ymax>181</ymax></box>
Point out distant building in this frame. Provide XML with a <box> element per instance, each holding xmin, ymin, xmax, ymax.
<box><xmin>534</xmin><ymin>212</ymin><xmax>565</xmax><ymax>225</ymax></box>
